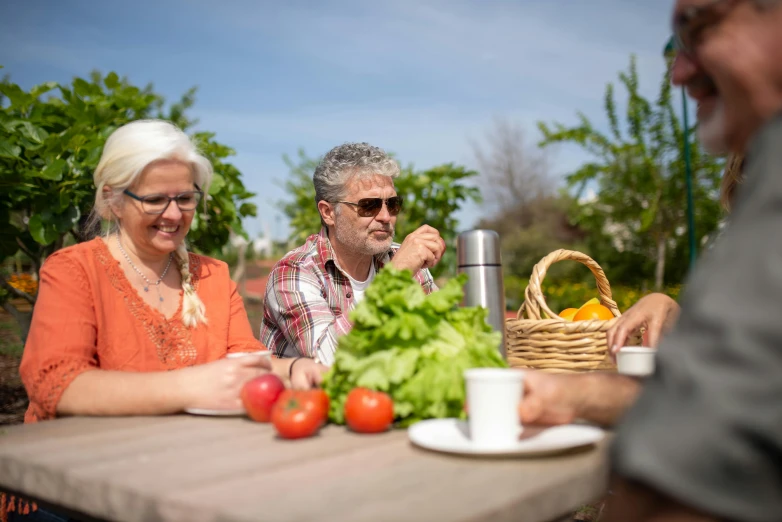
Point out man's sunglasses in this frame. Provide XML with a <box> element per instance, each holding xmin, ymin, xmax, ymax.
<box><xmin>336</xmin><ymin>196</ymin><xmax>403</xmax><ymax>218</ymax></box>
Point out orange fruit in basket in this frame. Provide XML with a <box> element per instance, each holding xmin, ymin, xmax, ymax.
<box><xmin>559</xmin><ymin>308</ymin><xmax>578</xmax><ymax>321</ymax></box>
<box><xmin>573</xmin><ymin>303</ymin><xmax>614</xmax><ymax>321</ymax></box>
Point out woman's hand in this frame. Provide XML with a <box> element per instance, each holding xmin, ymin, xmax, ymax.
<box><xmin>289</xmin><ymin>357</ymin><xmax>330</xmax><ymax>390</ymax></box>
<box><xmin>177</xmin><ymin>354</ymin><xmax>271</xmax><ymax>411</ymax></box>
<box><xmin>606</xmin><ymin>293</ymin><xmax>680</xmax><ymax>355</ymax></box>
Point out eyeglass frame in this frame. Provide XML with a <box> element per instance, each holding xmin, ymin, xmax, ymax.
<box><xmin>672</xmin><ymin>0</ymin><xmax>746</xmax><ymax>55</ymax></box>
<box><xmin>334</xmin><ymin>196</ymin><xmax>404</xmax><ymax>218</ymax></box>
<box><xmin>123</xmin><ymin>184</ymin><xmax>204</xmax><ymax>215</ymax></box>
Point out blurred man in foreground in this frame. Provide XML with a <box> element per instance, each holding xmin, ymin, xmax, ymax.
<box><xmin>522</xmin><ymin>1</ymin><xmax>782</xmax><ymax>520</ymax></box>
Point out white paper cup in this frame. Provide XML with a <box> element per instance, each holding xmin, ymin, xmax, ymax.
<box><xmin>464</xmin><ymin>368</ymin><xmax>525</xmax><ymax>449</ymax></box>
<box><xmin>616</xmin><ymin>347</ymin><xmax>656</xmax><ymax>376</ymax></box>
<box><xmin>225</xmin><ymin>350</ymin><xmax>272</xmax><ymax>359</ymax></box>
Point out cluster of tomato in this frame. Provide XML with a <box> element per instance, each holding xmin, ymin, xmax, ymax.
<box><xmin>241</xmin><ymin>374</ymin><xmax>394</xmax><ymax>439</ymax></box>
<box><xmin>7</xmin><ymin>273</ymin><xmax>38</xmax><ymax>295</ymax></box>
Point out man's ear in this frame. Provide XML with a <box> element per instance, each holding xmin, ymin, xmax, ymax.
<box><xmin>318</xmin><ymin>200</ymin><xmax>337</xmax><ymax>227</ymax></box>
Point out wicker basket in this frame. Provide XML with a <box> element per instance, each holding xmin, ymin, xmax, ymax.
<box><xmin>505</xmin><ymin>249</ymin><xmax>633</xmax><ymax>373</ymax></box>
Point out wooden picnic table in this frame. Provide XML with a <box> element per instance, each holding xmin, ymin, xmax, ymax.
<box><xmin>0</xmin><ymin>415</ymin><xmax>609</xmax><ymax>522</ymax></box>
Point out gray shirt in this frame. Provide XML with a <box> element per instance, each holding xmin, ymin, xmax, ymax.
<box><xmin>611</xmin><ymin>111</ymin><xmax>782</xmax><ymax>522</ymax></box>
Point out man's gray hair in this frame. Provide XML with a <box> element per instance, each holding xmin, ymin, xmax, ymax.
<box><xmin>313</xmin><ymin>142</ymin><xmax>400</xmax><ymax>222</ymax></box>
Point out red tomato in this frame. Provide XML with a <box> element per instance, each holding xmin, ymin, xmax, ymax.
<box><xmin>271</xmin><ymin>390</ymin><xmax>327</xmax><ymax>439</ymax></box>
<box><xmin>344</xmin><ymin>388</ymin><xmax>394</xmax><ymax>434</ymax></box>
<box><xmin>309</xmin><ymin>389</ymin><xmax>330</xmax><ymax>426</ymax></box>
<box><xmin>241</xmin><ymin>374</ymin><xmax>285</xmax><ymax>422</ymax></box>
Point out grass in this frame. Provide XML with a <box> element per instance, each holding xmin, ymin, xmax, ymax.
<box><xmin>573</xmin><ymin>501</ymin><xmax>605</xmax><ymax>521</ymax></box>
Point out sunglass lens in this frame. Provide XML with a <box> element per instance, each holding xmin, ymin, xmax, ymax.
<box><xmin>356</xmin><ymin>198</ymin><xmax>383</xmax><ymax>217</ymax></box>
<box><xmin>387</xmin><ymin>197</ymin><xmax>402</xmax><ymax>215</ymax></box>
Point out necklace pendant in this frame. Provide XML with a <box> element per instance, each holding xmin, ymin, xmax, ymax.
<box><xmin>159</xmin><ymin>297</ymin><xmax>164</xmax><ymax>302</ymax></box>
<box><xmin>143</xmin><ymin>287</ymin><xmax>149</xmax><ymax>292</ymax></box>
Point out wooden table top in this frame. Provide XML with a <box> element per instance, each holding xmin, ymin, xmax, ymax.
<box><xmin>0</xmin><ymin>415</ymin><xmax>609</xmax><ymax>522</ymax></box>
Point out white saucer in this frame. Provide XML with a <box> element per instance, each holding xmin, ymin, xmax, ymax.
<box><xmin>408</xmin><ymin>418</ymin><xmax>604</xmax><ymax>457</ymax></box>
<box><xmin>184</xmin><ymin>408</ymin><xmax>247</xmax><ymax>417</ymax></box>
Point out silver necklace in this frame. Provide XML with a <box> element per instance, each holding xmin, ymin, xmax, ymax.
<box><xmin>116</xmin><ymin>235</ymin><xmax>173</xmax><ymax>303</ymax></box>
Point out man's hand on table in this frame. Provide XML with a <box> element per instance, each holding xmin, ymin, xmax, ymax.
<box><xmin>519</xmin><ymin>371</ymin><xmax>642</xmax><ymax>428</ymax></box>
<box><xmin>518</xmin><ymin>371</ymin><xmax>581</xmax><ymax>426</ymax></box>
<box><xmin>289</xmin><ymin>357</ymin><xmax>330</xmax><ymax>390</ymax></box>
<box><xmin>390</xmin><ymin>225</ymin><xmax>446</xmax><ymax>272</ymax></box>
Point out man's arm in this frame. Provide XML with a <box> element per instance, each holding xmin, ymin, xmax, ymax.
<box><xmin>519</xmin><ymin>371</ymin><xmax>641</xmax><ymax>427</ymax></box>
<box><xmin>261</xmin><ymin>263</ymin><xmax>343</xmax><ymax>366</ymax></box>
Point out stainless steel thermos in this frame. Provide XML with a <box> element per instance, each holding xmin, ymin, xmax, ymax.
<box><xmin>456</xmin><ymin>230</ymin><xmax>506</xmax><ymax>358</ymax></box>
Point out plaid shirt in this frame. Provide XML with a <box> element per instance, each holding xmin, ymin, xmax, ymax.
<box><xmin>260</xmin><ymin>228</ymin><xmax>437</xmax><ymax>365</ymax></box>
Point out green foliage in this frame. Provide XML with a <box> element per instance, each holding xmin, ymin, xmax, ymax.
<box><xmin>504</xmin><ymin>275</ymin><xmax>681</xmax><ymax>316</ymax></box>
<box><xmin>0</xmin><ymin>69</ymin><xmax>256</xmax><ymax>340</ymax></box>
<box><xmin>478</xmin><ymin>192</ymin><xmax>590</xmax><ymax>292</ymax></box>
<box><xmin>278</xmin><ymin>151</ymin><xmax>482</xmax><ymax>278</ymax></box>
<box><xmin>537</xmin><ymin>55</ymin><xmax>724</xmax><ymax>289</ymax></box>
<box><xmin>279</xmin><ymin>149</ymin><xmax>322</xmax><ymax>245</ymax></box>
<box><xmin>322</xmin><ymin>267</ymin><xmax>506</xmax><ymax>427</ymax></box>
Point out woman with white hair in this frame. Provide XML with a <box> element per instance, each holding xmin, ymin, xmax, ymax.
<box><xmin>18</xmin><ymin>119</ymin><xmax>295</xmax><ymax>423</ymax></box>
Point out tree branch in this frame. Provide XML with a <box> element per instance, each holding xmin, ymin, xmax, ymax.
<box><xmin>0</xmin><ymin>272</ymin><xmax>36</xmax><ymax>305</ymax></box>
<box><xmin>15</xmin><ymin>236</ymin><xmax>35</xmax><ymax>260</ymax></box>
<box><xmin>15</xmin><ymin>237</ymin><xmax>41</xmax><ymax>275</ymax></box>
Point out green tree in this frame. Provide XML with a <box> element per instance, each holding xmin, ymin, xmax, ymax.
<box><xmin>278</xmin><ymin>150</ymin><xmax>482</xmax><ymax>278</ymax></box>
<box><xmin>477</xmin><ymin>192</ymin><xmax>589</xmax><ymax>310</ymax></box>
<box><xmin>537</xmin><ymin>55</ymin><xmax>724</xmax><ymax>290</ymax></box>
<box><xmin>0</xmin><ymin>70</ymin><xmax>257</xmax><ymax>341</ymax></box>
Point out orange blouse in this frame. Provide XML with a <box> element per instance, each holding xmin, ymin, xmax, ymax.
<box><xmin>19</xmin><ymin>238</ymin><xmax>265</xmax><ymax>423</ymax></box>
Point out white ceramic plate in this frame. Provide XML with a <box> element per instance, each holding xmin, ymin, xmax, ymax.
<box><xmin>408</xmin><ymin>418</ymin><xmax>604</xmax><ymax>457</ymax></box>
<box><xmin>184</xmin><ymin>408</ymin><xmax>247</xmax><ymax>417</ymax></box>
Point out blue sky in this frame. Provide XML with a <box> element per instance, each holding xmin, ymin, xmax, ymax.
<box><xmin>1</xmin><ymin>0</ymin><xmax>676</xmax><ymax>239</ymax></box>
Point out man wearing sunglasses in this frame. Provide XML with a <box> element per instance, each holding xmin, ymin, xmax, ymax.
<box><xmin>260</xmin><ymin>142</ymin><xmax>445</xmax><ymax>387</ymax></box>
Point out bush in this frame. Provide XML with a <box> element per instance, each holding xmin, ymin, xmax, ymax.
<box><xmin>504</xmin><ymin>275</ymin><xmax>681</xmax><ymax>315</ymax></box>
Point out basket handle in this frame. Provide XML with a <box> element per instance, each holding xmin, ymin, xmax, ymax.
<box><xmin>517</xmin><ymin>249</ymin><xmax>621</xmax><ymax>321</ymax></box>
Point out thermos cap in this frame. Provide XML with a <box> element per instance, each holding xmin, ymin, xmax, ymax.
<box><xmin>456</xmin><ymin>229</ymin><xmax>501</xmax><ymax>266</ymax></box>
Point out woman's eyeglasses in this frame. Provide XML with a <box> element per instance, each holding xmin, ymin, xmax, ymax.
<box><xmin>336</xmin><ymin>196</ymin><xmax>403</xmax><ymax>218</ymax></box>
<box><xmin>123</xmin><ymin>185</ymin><xmax>204</xmax><ymax>215</ymax></box>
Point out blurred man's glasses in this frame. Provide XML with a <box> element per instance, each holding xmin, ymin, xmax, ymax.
<box><xmin>673</xmin><ymin>0</ymin><xmax>745</xmax><ymax>55</ymax></box>
<box><xmin>123</xmin><ymin>185</ymin><xmax>204</xmax><ymax>215</ymax></box>
<box><xmin>336</xmin><ymin>197</ymin><xmax>403</xmax><ymax>218</ymax></box>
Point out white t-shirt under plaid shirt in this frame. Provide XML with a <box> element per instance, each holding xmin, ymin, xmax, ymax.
<box><xmin>259</xmin><ymin>228</ymin><xmax>437</xmax><ymax>366</ymax></box>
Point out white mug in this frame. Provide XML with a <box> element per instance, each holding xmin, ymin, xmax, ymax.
<box><xmin>464</xmin><ymin>368</ymin><xmax>524</xmax><ymax>448</ymax></box>
<box><xmin>616</xmin><ymin>346</ymin><xmax>656</xmax><ymax>376</ymax></box>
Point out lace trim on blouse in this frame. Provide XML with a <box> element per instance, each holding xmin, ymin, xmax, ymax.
<box><xmin>92</xmin><ymin>240</ymin><xmax>201</xmax><ymax>368</ymax></box>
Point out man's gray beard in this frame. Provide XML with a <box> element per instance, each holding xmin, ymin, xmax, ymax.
<box><xmin>697</xmin><ymin>100</ymin><xmax>730</xmax><ymax>155</ymax></box>
<box><xmin>333</xmin><ymin>214</ymin><xmax>394</xmax><ymax>257</ymax></box>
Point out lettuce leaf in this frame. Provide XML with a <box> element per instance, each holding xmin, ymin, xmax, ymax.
<box><xmin>322</xmin><ymin>267</ymin><xmax>507</xmax><ymax>426</ymax></box>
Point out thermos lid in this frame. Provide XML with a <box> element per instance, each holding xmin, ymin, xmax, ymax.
<box><xmin>456</xmin><ymin>229</ymin><xmax>502</xmax><ymax>266</ymax></box>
